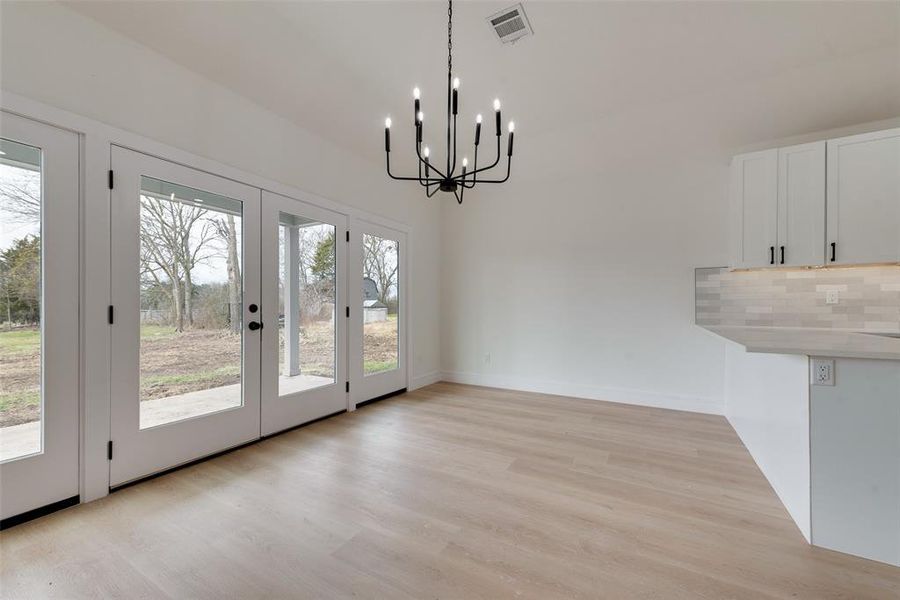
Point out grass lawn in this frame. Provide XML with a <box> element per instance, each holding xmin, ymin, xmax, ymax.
<box><xmin>0</xmin><ymin>327</ymin><xmax>41</xmax><ymax>427</ymax></box>
<box><xmin>0</xmin><ymin>327</ymin><xmax>40</xmax><ymax>354</ymax></box>
<box><xmin>2</xmin><ymin>318</ymin><xmax>401</xmax><ymax>428</ymax></box>
<box><xmin>139</xmin><ymin>324</ymin><xmax>181</xmax><ymax>340</ymax></box>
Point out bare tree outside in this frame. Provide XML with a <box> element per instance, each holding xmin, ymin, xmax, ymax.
<box><xmin>363</xmin><ymin>235</ymin><xmax>399</xmax><ymax>308</ymax></box>
<box><xmin>214</xmin><ymin>215</ymin><xmax>242</xmax><ymax>333</ymax></box>
<box><xmin>139</xmin><ymin>195</ymin><xmax>221</xmax><ymax>332</ymax></box>
<box><xmin>135</xmin><ymin>178</ymin><xmax>246</xmax><ymax>428</ymax></box>
<box><xmin>362</xmin><ymin>234</ymin><xmax>399</xmax><ymax>374</ymax></box>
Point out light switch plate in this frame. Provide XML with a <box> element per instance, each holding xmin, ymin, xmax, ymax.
<box><xmin>825</xmin><ymin>290</ymin><xmax>840</xmax><ymax>305</ymax></box>
<box><xmin>811</xmin><ymin>358</ymin><xmax>835</xmax><ymax>386</ymax></box>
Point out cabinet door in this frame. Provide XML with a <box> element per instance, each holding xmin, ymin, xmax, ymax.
<box><xmin>826</xmin><ymin>128</ymin><xmax>900</xmax><ymax>265</ymax></box>
<box><xmin>777</xmin><ymin>141</ymin><xmax>825</xmax><ymax>267</ymax></box>
<box><xmin>730</xmin><ymin>149</ymin><xmax>778</xmax><ymax>268</ymax></box>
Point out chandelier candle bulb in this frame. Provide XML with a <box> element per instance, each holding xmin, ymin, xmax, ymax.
<box><xmin>416</xmin><ymin>121</ymin><xmax>422</xmax><ymax>143</ymax></box>
<box><xmin>507</xmin><ymin>130</ymin><xmax>514</xmax><ymax>156</ymax></box>
<box><xmin>494</xmin><ymin>99</ymin><xmax>502</xmax><ymax>134</ymax></box>
<box><xmin>424</xmin><ymin>146</ymin><xmax>431</xmax><ymax>176</ymax></box>
<box><xmin>384</xmin><ymin>118</ymin><xmax>391</xmax><ymax>152</ymax></box>
<box><xmin>475</xmin><ymin>113</ymin><xmax>482</xmax><ymax>145</ymax></box>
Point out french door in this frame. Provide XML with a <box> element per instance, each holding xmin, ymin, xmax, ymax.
<box><xmin>260</xmin><ymin>191</ymin><xmax>347</xmax><ymax>435</ymax></box>
<box><xmin>349</xmin><ymin>218</ymin><xmax>407</xmax><ymax>406</ymax></box>
<box><xmin>109</xmin><ymin>147</ymin><xmax>261</xmax><ymax>486</ymax></box>
<box><xmin>108</xmin><ymin>149</ymin><xmax>407</xmax><ymax>486</ymax></box>
<box><xmin>0</xmin><ymin>113</ymin><xmax>79</xmax><ymax>521</ymax></box>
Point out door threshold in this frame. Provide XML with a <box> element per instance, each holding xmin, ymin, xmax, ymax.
<box><xmin>356</xmin><ymin>388</ymin><xmax>407</xmax><ymax>408</ymax></box>
<box><xmin>111</xmin><ymin>408</ymin><xmax>351</xmax><ymax>493</ymax></box>
<box><xmin>1</xmin><ymin>495</ymin><xmax>80</xmax><ymax>531</ymax></box>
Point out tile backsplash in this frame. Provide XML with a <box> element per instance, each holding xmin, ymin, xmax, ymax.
<box><xmin>695</xmin><ymin>266</ymin><xmax>900</xmax><ymax>333</ymax></box>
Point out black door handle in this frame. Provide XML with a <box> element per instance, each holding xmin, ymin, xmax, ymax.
<box><xmin>830</xmin><ymin>242</ymin><xmax>836</xmax><ymax>262</ymax></box>
<box><xmin>780</xmin><ymin>246</ymin><xmax>785</xmax><ymax>265</ymax></box>
<box><xmin>248</xmin><ymin>321</ymin><xmax>262</xmax><ymax>331</ymax></box>
<box><xmin>769</xmin><ymin>246</ymin><xmax>775</xmax><ymax>265</ymax></box>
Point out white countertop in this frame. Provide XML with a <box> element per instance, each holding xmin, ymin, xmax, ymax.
<box><xmin>702</xmin><ymin>326</ymin><xmax>900</xmax><ymax>361</ymax></box>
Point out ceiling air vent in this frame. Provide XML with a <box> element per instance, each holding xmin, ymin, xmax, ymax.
<box><xmin>487</xmin><ymin>4</ymin><xmax>533</xmax><ymax>45</ymax></box>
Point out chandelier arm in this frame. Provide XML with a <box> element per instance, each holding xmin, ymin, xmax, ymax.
<box><xmin>457</xmin><ymin>145</ymin><xmax>477</xmax><ymax>189</ymax></box>
<box><xmin>386</xmin><ymin>152</ymin><xmax>444</xmax><ymax>183</ymax></box>
<box><xmin>417</xmin><ymin>158</ymin><xmax>431</xmax><ymax>188</ymax></box>
<box><xmin>446</xmin><ymin>83</ymin><xmax>452</xmax><ymax>175</ymax></box>
<box><xmin>417</xmin><ymin>152</ymin><xmax>440</xmax><ymax>187</ymax></box>
<box><xmin>454</xmin><ymin>135</ymin><xmax>500</xmax><ymax>179</ymax></box>
<box><xmin>453</xmin><ymin>188</ymin><xmax>462</xmax><ymax>204</ymax></box>
<box><xmin>427</xmin><ymin>183</ymin><xmax>441</xmax><ymax>198</ymax></box>
<box><xmin>414</xmin><ymin>140</ymin><xmax>449</xmax><ymax>179</ymax></box>
<box><xmin>449</xmin><ymin>114</ymin><xmax>458</xmax><ymax>176</ymax></box>
<box><xmin>469</xmin><ymin>156</ymin><xmax>512</xmax><ymax>184</ymax></box>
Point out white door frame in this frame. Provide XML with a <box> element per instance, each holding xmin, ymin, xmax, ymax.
<box><xmin>348</xmin><ymin>217</ymin><xmax>409</xmax><ymax>408</ymax></box>
<box><xmin>109</xmin><ymin>146</ymin><xmax>262</xmax><ymax>487</ymax></box>
<box><xmin>1</xmin><ymin>91</ymin><xmax>412</xmax><ymax>506</ymax></box>
<box><xmin>0</xmin><ymin>112</ymin><xmax>80</xmax><ymax>520</ymax></box>
<box><xmin>260</xmin><ymin>190</ymin><xmax>349</xmax><ymax>435</ymax></box>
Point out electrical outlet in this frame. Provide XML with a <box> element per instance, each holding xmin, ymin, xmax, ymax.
<box><xmin>811</xmin><ymin>358</ymin><xmax>835</xmax><ymax>386</ymax></box>
<box><xmin>825</xmin><ymin>290</ymin><xmax>840</xmax><ymax>305</ymax></box>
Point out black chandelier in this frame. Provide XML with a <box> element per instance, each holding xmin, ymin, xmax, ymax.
<box><xmin>384</xmin><ymin>0</ymin><xmax>515</xmax><ymax>204</ymax></box>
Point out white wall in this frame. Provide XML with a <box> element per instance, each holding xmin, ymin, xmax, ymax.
<box><xmin>0</xmin><ymin>1</ymin><xmax>441</xmax><ymax>384</ymax></box>
<box><xmin>723</xmin><ymin>342</ymin><xmax>810</xmax><ymax>540</ymax></box>
<box><xmin>440</xmin><ymin>129</ymin><xmax>730</xmax><ymax>413</ymax></box>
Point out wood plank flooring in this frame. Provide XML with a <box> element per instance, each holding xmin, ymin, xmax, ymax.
<box><xmin>1</xmin><ymin>382</ymin><xmax>898</xmax><ymax>599</ymax></box>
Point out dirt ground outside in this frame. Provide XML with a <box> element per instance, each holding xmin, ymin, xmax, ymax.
<box><xmin>0</xmin><ymin>316</ymin><xmax>400</xmax><ymax>428</ymax></box>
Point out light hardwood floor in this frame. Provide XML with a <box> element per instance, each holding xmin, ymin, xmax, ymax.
<box><xmin>1</xmin><ymin>382</ymin><xmax>898</xmax><ymax>599</ymax></box>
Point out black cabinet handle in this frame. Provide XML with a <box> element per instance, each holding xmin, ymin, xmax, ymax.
<box><xmin>769</xmin><ymin>246</ymin><xmax>775</xmax><ymax>265</ymax></box>
<box><xmin>830</xmin><ymin>242</ymin><xmax>836</xmax><ymax>262</ymax></box>
<box><xmin>248</xmin><ymin>321</ymin><xmax>263</xmax><ymax>331</ymax></box>
<box><xmin>780</xmin><ymin>246</ymin><xmax>785</xmax><ymax>265</ymax></box>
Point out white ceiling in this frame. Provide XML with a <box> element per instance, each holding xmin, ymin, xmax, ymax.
<box><xmin>65</xmin><ymin>1</ymin><xmax>900</xmax><ymax>172</ymax></box>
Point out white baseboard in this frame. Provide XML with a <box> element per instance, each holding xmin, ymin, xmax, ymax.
<box><xmin>408</xmin><ymin>370</ymin><xmax>442</xmax><ymax>391</ymax></box>
<box><xmin>439</xmin><ymin>370</ymin><xmax>724</xmax><ymax>415</ymax></box>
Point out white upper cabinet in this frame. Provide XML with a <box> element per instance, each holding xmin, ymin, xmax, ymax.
<box><xmin>730</xmin><ymin>149</ymin><xmax>777</xmax><ymax>269</ymax></box>
<box><xmin>777</xmin><ymin>141</ymin><xmax>825</xmax><ymax>267</ymax></box>
<box><xmin>826</xmin><ymin>128</ymin><xmax>900</xmax><ymax>265</ymax></box>
<box><xmin>730</xmin><ymin>127</ymin><xmax>899</xmax><ymax>269</ymax></box>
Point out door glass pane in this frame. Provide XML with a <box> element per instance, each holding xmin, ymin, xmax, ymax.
<box><xmin>278</xmin><ymin>214</ymin><xmax>335</xmax><ymax>395</ymax></box>
<box><xmin>139</xmin><ymin>176</ymin><xmax>243</xmax><ymax>429</ymax></box>
<box><xmin>362</xmin><ymin>234</ymin><xmax>399</xmax><ymax>375</ymax></box>
<box><xmin>0</xmin><ymin>139</ymin><xmax>42</xmax><ymax>461</ymax></box>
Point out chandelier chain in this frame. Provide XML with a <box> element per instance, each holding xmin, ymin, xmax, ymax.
<box><xmin>448</xmin><ymin>0</ymin><xmax>452</xmax><ymax>78</ymax></box>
